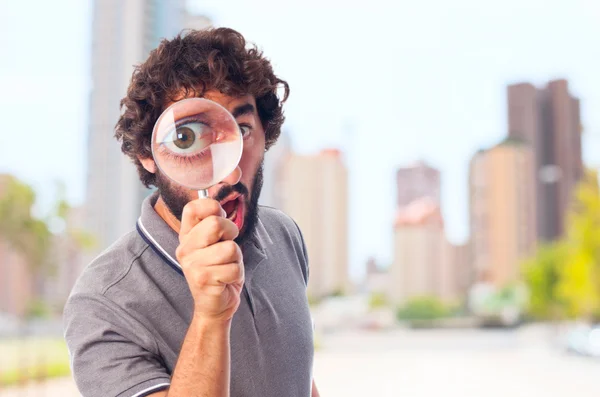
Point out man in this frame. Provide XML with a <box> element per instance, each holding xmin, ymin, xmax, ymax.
<box><xmin>64</xmin><ymin>28</ymin><xmax>320</xmax><ymax>397</ymax></box>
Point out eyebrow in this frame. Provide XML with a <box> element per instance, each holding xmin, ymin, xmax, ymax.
<box><xmin>231</xmin><ymin>103</ymin><xmax>256</xmax><ymax>118</ymax></box>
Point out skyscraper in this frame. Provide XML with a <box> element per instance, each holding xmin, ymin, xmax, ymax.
<box><xmin>396</xmin><ymin>161</ymin><xmax>441</xmax><ymax>208</ymax></box>
<box><xmin>86</xmin><ymin>1</ymin><xmax>206</xmax><ymax>252</ymax></box>
<box><xmin>469</xmin><ymin>139</ymin><xmax>537</xmax><ymax>287</ymax></box>
<box><xmin>390</xmin><ymin>198</ymin><xmax>446</xmax><ymax>304</ymax></box>
<box><xmin>280</xmin><ymin>149</ymin><xmax>349</xmax><ymax>299</ymax></box>
<box><xmin>507</xmin><ymin>79</ymin><xmax>583</xmax><ymax>241</ymax></box>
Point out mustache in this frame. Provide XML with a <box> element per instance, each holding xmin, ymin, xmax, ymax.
<box><xmin>214</xmin><ymin>182</ymin><xmax>249</xmax><ymax>202</ymax></box>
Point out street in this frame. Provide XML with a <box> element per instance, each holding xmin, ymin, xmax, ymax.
<box><xmin>314</xmin><ymin>326</ymin><xmax>600</xmax><ymax>397</ymax></box>
<box><xmin>1</xmin><ymin>325</ymin><xmax>598</xmax><ymax>397</ymax></box>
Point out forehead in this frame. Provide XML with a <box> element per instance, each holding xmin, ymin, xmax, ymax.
<box><xmin>165</xmin><ymin>90</ymin><xmax>257</xmax><ymax>114</ymax></box>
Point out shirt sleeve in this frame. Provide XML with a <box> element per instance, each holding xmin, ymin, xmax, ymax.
<box><xmin>291</xmin><ymin>219</ymin><xmax>310</xmax><ymax>287</ymax></box>
<box><xmin>63</xmin><ymin>292</ymin><xmax>171</xmax><ymax>397</ymax></box>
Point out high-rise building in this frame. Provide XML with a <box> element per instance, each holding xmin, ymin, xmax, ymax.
<box><xmin>396</xmin><ymin>161</ymin><xmax>441</xmax><ymax>208</ymax></box>
<box><xmin>440</xmin><ymin>241</ymin><xmax>471</xmax><ymax>302</ymax></box>
<box><xmin>86</xmin><ymin>0</ymin><xmax>187</xmax><ymax>252</ymax></box>
<box><xmin>390</xmin><ymin>198</ymin><xmax>446</xmax><ymax>304</ymax></box>
<box><xmin>280</xmin><ymin>149</ymin><xmax>348</xmax><ymax>299</ymax></box>
<box><xmin>469</xmin><ymin>139</ymin><xmax>537</xmax><ymax>287</ymax></box>
<box><xmin>86</xmin><ymin>1</ymin><xmax>213</xmax><ymax>253</ymax></box>
<box><xmin>392</xmin><ymin>161</ymin><xmax>471</xmax><ymax>304</ymax></box>
<box><xmin>507</xmin><ymin>79</ymin><xmax>583</xmax><ymax>241</ymax></box>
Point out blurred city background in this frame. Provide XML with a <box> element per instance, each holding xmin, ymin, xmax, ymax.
<box><xmin>1</xmin><ymin>0</ymin><xmax>600</xmax><ymax>396</ymax></box>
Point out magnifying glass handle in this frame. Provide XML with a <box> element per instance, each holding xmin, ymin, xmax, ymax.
<box><xmin>198</xmin><ymin>189</ymin><xmax>209</xmax><ymax>199</ymax></box>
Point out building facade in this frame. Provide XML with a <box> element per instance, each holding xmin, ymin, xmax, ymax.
<box><xmin>396</xmin><ymin>161</ymin><xmax>441</xmax><ymax>208</ymax></box>
<box><xmin>469</xmin><ymin>140</ymin><xmax>537</xmax><ymax>287</ymax></box>
<box><xmin>86</xmin><ymin>0</ymin><xmax>210</xmax><ymax>252</ymax></box>
<box><xmin>280</xmin><ymin>149</ymin><xmax>349</xmax><ymax>299</ymax></box>
<box><xmin>507</xmin><ymin>79</ymin><xmax>583</xmax><ymax>241</ymax></box>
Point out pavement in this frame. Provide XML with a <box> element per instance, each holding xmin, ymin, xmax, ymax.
<box><xmin>1</xmin><ymin>325</ymin><xmax>598</xmax><ymax>397</ymax></box>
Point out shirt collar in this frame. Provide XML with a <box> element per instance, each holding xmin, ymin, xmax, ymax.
<box><xmin>137</xmin><ymin>192</ymin><xmax>268</xmax><ymax>281</ymax></box>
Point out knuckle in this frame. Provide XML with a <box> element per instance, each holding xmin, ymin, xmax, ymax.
<box><xmin>175</xmin><ymin>245</ymin><xmax>185</xmax><ymax>262</ymax></box>
<box><xmin>207</xmin><ymin>199</ymin><xmax>221</xmax><ymax>215</ymax></box>
<box><xmin>222</xmin><ymin>241</ymin><xmax>239</xmax><ymax>260</ymax></box>
<box><xmin>182</xmin><ymin>201</ymin><xmax>197</xmax><ymax>219</ymax></box>
<box><xmin>206</xmin><ymin>216</ymin><xmax>222</xmax><ymax>234</ymax></box>
<box><xmin>194</xmin><ymin>269</ymin><xmax>210</xmax><ymax>286</ymax></box>
<box><xmin>233</xmin><ymin>263</ymin><xmax>244</xmax><ymax>280</ymax></box>
<box><xmin>200</xmin><ymin>216</ymin><xmax>222</xmax><ymax>245</ymax></box>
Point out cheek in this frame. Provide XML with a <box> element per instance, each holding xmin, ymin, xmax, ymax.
<box><xmin>238</xmin><ymin>130</ymin><xmax>265</xmax><ymax>184</ymax></box>
<box><xmin>238</xmin><ymin>153</ymin><xmax>263</xmax><ymax>188</ymax></box>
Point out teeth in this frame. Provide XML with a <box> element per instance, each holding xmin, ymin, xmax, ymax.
<box><xmin>227</xmin><ymin>200</ymin><xmax>238</xmax><ymax>221</ymax></box>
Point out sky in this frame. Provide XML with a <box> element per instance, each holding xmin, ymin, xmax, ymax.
<box><xmin>0</xmin><ymin>0</ymin><xmax>599</xmax><ymax>280</ymax></box>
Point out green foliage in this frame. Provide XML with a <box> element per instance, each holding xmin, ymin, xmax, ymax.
<box><xmin>0</xmin><ymin>175</ymin><xmax>97</xmax><ymax>317</ymax></box>
<box><xmin>0</xmin><ymin>361</ymin><xmax>71</xmax><ymax>386</ymax></box>
<box><xmin>368</xmin><ymin>292</ymin><xmax>388</xmax><ymax>310</ymax></box>
<box><xmin>307</xmin><ymin>294</ymin><xmax>321</xmax><ymax>307</ymax></box>
<box><xmin>523</xmin><ymin>170</ymin><xmax>600</xmax><ymax>321</ymax></box>
<box><xmin>557</xmin><ymin>171</ymin><xmax>600</xmax><ymax>320</ymax></box>
<box><xmin>522</xmin><ymin>243</ymin><xmax>566</xmax><ymax>319</ymax></box>
<box><xmin>396</xmin><ymin>296</ymin><xmax>451</xmax><ymax>321</ymax></box>
<box><xmin>25</xmin><ymin>299</ymin><xmax>52</xmax><ymax>319</ymax></box>
<box><xmin>0</xmin><ymin>338</ymin><xmax>71</xmax><ymax>386</ymax></box>
<box><xmin>0</xmin><ymin>176</ymin><xmax>52</xmax><ymax>272</ymax></box>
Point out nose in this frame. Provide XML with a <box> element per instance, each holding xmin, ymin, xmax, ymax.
<box><xmin>208</xmin><ymin>166</ymin><xmax>242</xmax><ymax>197</ymax></box>
<box><xmin>222</xmin><ymin>166</ymin><xmax>242</xmax><ymax>186</ymax></box>
<box><xmin>209</xmin><ymin>166</ymin><xmax>242</xmax><ymax>197</ymax></box>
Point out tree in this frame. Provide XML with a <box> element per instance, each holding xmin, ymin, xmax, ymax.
<box><xmin>396</xmin><ymin>296</ymin><xmax>450</xmax><ymax>321</ymax></box>
<box><xmin>0</xmin><ymin>176</ymin><xmax>52</xmax><ymax>275</ymax></box>
<box><xmin>0</xmin><ymin>176</ymin><xmax>95</xmax><ymax>318</ymax></box>
<box><xmin>557</xmin><ymin>171</ymin><xmax>600</xmax><ymax>321</ymax></box>
<box><xmin>523</xmin><ymin>170</ymin><xmax>600</xmax><ymax>322</ymax></box>
<box><xmin>522</xmin><ymin>243</ymin><xmax>567</xmax><ymax>320</ymax></box>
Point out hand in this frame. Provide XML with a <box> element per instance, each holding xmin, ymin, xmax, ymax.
<box><xmin>175</xmin><ymin>198</ymin><xmax>244</xmax><ymax>323</ymax></box>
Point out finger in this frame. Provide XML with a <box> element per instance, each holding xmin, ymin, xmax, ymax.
<box><xmin>207</xmin><ymin>262</ymin><xmax>245</xmax><ymax>286</ymax></box>
<box><xmin>184</xmin><ymin>262</ymin><xmax>244</xmax><ymax>290</ymax></box>
<box><xmin>181</xmin><ymin>215</ymin><xmax>239</xmax><ymax>251</ymax></box>
<box><xmin>179</xmin><ymin>198</ymin><xmax>226</xmax><ymax>239</ymax></box>
<box><xmin>183</xmin><ymin>240</ymin><xmax>242</xmax><ymax>268</ymax></box>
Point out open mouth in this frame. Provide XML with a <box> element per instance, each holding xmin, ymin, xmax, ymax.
<box><xmin>221</xmin><ymin>195</ymin><xmax>245</xmax><ymax>230</ymax></box>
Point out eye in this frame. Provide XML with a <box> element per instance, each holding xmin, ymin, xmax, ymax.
<box><xmin>239</xmin><ymin>124</ymin><xmax>252</xmax><ymax>139</ymax></box>
<box><xmin>173</xmin><ymin>126</ymin><xmax>195</xmax><ymax>149</ymax></box>
<box><xmin>162</xmin><ymin>122</ymin><xmax>212</xmax><ymax>155</ymax></box>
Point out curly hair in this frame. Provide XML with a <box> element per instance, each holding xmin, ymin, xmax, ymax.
<box><xmin>114</xmin><ymin>27</ymin><xmax>290</xmax><ymax>188</ymax></box>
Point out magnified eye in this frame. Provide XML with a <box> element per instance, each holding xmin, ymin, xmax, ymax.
<box><xmin>173</xmin><ymin>126</ymin><xmax>195</xmax><ymax>149</ymax></box>
<box><xmin>162</xmin><ymin>121</ymin><xmax>213</xmax><ymax>155</ymax></box>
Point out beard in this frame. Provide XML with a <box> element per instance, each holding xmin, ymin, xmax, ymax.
<box><xmin>155</xmin><ymin>161</ymin><xmax>264</xmax><ymax>245</ymax></box>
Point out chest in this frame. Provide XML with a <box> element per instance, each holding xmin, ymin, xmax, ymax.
<box><xmin>154</xmin><ymin>248</ymin><xmax>314</xmax><ymax>396</ymax></box>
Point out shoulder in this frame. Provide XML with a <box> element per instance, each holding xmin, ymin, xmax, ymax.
<box><xmin>257</xmin><ymin>205</ymin><xmax>301</xmax><ymax>233</ymax></box>
<box><xmin>69</xmin><ymin>230</ymin><xmax>150</xmax><ymax>297</ymax></box>
<box><xmin>257</xmin><ymin>205</ymin><xmax>306</xmax><ymax>250</ymax></box>
<box><xmin>257</xmin><ymin>206</ymin><xmax>309</xmax><ymax>284</ymax></box>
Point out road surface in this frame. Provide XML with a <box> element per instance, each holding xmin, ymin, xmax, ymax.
<box><xmin>1</xmin><ymin>325</ymin><xmax>598</xmax><ymax>397</ymax></box>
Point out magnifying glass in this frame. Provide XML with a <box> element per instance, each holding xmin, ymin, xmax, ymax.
<box><xmin>151</xmin><ymin>98</ymin><xmax>243</xmax><ymax>199</ymax></box>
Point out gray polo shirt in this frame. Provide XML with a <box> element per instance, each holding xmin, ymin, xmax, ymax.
<box><xmin>63</xmin><ymin>193</ymin><xmax>314</xmax><ymax>397</ymax></box>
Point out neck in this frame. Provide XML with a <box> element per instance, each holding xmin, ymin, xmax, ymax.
<box><xmin>154</xmin><ymin>196</ymin><xmax>181</xmax><ymax>233</ymax></box>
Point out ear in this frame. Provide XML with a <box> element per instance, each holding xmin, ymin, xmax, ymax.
<box><xmin>139</xmin><ymin>157</ymin><xmax>156</xmax><ymax>173</ymax></box>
